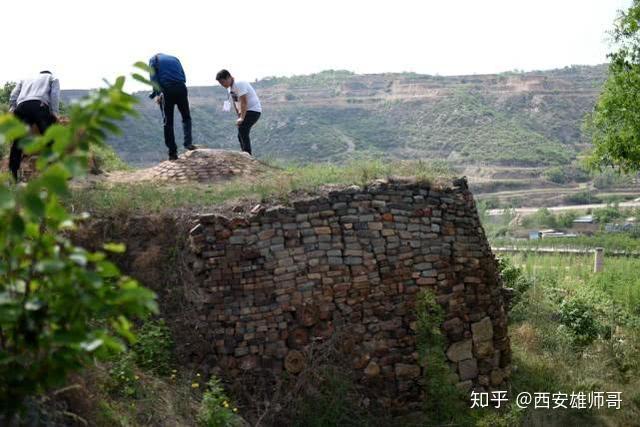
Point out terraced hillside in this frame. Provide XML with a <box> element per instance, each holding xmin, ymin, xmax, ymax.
<box><xmin>61</xmin><ymin>65</ymin><xmax>607</xmax><ymax>167</ymax></box>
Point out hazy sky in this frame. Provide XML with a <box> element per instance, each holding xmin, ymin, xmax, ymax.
<box><xmin>1</xmin><ymin>0</ymin><xmax>633</xmax><ymax>90</ymax></box>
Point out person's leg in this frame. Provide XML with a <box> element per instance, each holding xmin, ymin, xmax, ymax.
<box><xmin>237</xmin><ymin>126</ymin><xmax>250</xmax><ymax>154</ymax></box>
<box><xmin>175</xmin><ymin>84</ymin><xmax>193</xmax><ymax>148</ymax></box>
<box><xmin>9</xmin><ymin>101</ymin><xmax>41</xmax><ymax>180</ymax></box>
<box><xmin>33</xmin><ymin>103</ymin><xmax>57</xmax><ymax>135</ymax></box>
<box><xmin>237</xmin><ymin>128</ymin><xmax>246</xmax><ymax>153</ymax></box>
<box><xmin>238</xmin><ymin>111</ymin><xmax>261</xmax><ymax>155</ymax></box>
<box><xmin>8</xmin><ymin>141</ymin><xmax>22</xmax><ymax>180</ymax></box>
<box><xmin>160</xmin><ymin>91</ymin><xmax>178</xmax><ymax>158</ymax></box>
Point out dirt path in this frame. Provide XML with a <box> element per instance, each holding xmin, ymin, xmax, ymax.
<box><xmin>334</xmin><ymin>128</ymin><xmax>356</xmax><ymax>153</ymax></box>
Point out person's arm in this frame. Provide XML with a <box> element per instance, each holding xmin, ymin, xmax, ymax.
<box><xmin>235</xmin><ymin>82</ymin><xmax>249</xmax><ymax>124</ymax></box>
<box><xmin>49</xmin><ymin>77</ymin><xmax>60</xmax><ymax>118</ymax></box>
<box><xmin>149</xmin><ymin>56</ymin><xmax>160</xmax><ymax>99</ymax></box>
<box><xmin>9</xmin><ymin>81</ymin><xmax>22</xmax><ymax>112</ymax></box>
<box><xmin>237</xmin><ymin>95</ymin><xmax>248</xmax><ymax>123</ymax></box>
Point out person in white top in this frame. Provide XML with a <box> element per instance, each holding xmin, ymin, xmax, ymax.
<box><xmin>8</xmin><ymin>71</ymin><xmax>60</xmax><ymax>180</ymax></box>
<box><xmin>216</xmin><ymin>69</ymin><xmax>261</xmax><ymax>155</ymax></box>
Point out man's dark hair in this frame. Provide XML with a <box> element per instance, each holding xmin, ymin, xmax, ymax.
<box><xmin>40</xmin><ymin>70</ymin><xmax>52</xmax><ymax>74</ymax></box>
<box><xmin>216</xmin><ymin>69</ymin><xmax>231</xmax><ymax>81</ymax></box>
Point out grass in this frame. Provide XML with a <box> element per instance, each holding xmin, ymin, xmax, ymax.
<box><xmin>499</xmin><ymin>253</ymin><xmax>640</xmax><ymax>426</ymax></box>
<box><xmin>491</xmin><ymin>233</ymin><xmax>640</xmax><ymax>253</ymax></box>
<box><xmin>65</xmin><ymin>159</ymin><xmax>457</xmax><ymax>216</ymax></box>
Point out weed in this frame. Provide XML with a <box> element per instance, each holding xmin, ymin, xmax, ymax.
<box><xmin>132</xmin><ymin>320</ymin><xmax>174</xmax><ymax>376</ymax></box>
<box><xmin>197</xmin><ymin>376</ymin><xmax>239</xmax><ymax>427</ymax></box>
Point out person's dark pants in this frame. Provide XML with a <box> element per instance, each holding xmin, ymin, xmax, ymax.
<box><xmin>159</xmin><ymin>82</ymin><xmax>192</xmax><ymax>157</ymax></box>
<box><xmin>237</xmin><ymin>111</ymin><xmax>261</xmax><ymax>155</ymax></box>
<box><xmin>10</xmin><ymin>100</ymin><xmax>57</xmax><ymax>180</ymax></box>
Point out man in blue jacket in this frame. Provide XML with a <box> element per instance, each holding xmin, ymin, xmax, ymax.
<box><xmin>149</xmin><ymin>53</ymin><xmax>196</xmax><ymax>160</ymax></box>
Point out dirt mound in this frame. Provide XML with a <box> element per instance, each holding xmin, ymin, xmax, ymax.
<box><xmin>107</xmin><ymin>148</ymin><xmax>271</xmax><ymax>184</ymax></box>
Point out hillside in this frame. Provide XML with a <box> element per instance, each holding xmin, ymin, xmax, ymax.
<box><xmin>61</xmin><ymin>64</ymin><xmax>608</xmax><ymax>167</ymax></box>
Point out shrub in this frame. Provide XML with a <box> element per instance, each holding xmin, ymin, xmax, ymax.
<box><xmin>522</xmin><ymin>208</ymin><xmax>557</xmax><ymax>229</ymax></box>
<box><xmin>593</xmin><ymin>204</ymin><xmax>624</xmax><ymax>224</ymax></box>
<box><xmin>592</xmin><ymin>169</ymin><xmax>635</xmax><ymax>189</ymax></box>
<box><xmin>132</xmin><ymin>319</ymin><xmax>174</xmax><ymax>375</ymax></box>
<box><xmin>544</xmin><ymin>164</ymin><xmax>590</xmax><ymax>184</ymax></box>
<box><xmin>91</xmin><ymin>143</ymin><xmax>129</xmax><ymax>172</ymax></box>
<box><xmin>0</xmin><ymin>71</ymin><xmax>157</xmax><ymax>420</ymax></box>
<box><xmin>105</xmin><ymin>352</ymin><xmax>139</xmax><ymax>398</ymax></box>
<box><xmin>197</xmin><ymin>376</ymin><xmax>238</xmax><ymax>427</ymax></box>
<box><xmin>557</xmin><ymin>211</ymin><xmax>578</xmax><ymax>228</ymax></box>
<box><xmin>416</xmin><ymin>289</ymin><xmax>470</xmax><ymax>425</ymax></box>
<box><xmin>497</xmin><ymin>256</ymin><xmax>532</xmax><ymax>308</ymax></box>
<box><xmin>559</xmin><ymin>298</ymin><xmax>602</xmax><ymax>347</ymax></box>
<box><xmin>564</xmin><ymin>190</ymin><xmax>601</xmax><ymax>205</ymax></box>
<box><xmin>293</xmin><ymin>367</ymin><xmax>371</xmax><ymax>427</ymax></box>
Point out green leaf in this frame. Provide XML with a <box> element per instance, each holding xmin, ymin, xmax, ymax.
<box><xmin>113</xmin><ymin>316</ymin><xmax>136</xmax><ymax>343</ymax></box>
<box><xmin>103</xmin><ymin>243</ymin><xmax>126</xmax><ymax>253</ymax></box>
<box><xmin>69</xmin><ymin>253</ymin><xmax>88</xmax><ymax>267</ymax></box>
<box><xmin>46</xmin><ymin>198</ymin><xmax>70</xmax><ymax>222</ymax></box>
<box><xmin>23</xmin><ymin>191</ymin><xmax>45</xmax><ymax>217</ymax></box>
<box><xmin>133</xmin><ymin>61</ymin><xmax>152</xmax><ymax>73</ymax></box>
<box><xmin>0</xmin><ymin>115</ymin><xmax>28</xmax><ymax>142</ymax></box>
<box><xmin>97</xmin><ymin>260</ymin><xmax>120</xmax><ymax>277</ymax></box>
<box><xmin>35</xmin><ymin>260</ymin><xmax>66</xmax><ymax>273</ymax></box>
<box><xmin>0</xmin><ymin>186</ymin><xmax>15</xmax><ymax>210</ymax></box>
<box><xmin>25</xmin><ymin>300</ymin><xmax>45</xmax><ymax>311</ymax></box>
<box><xmin>41</xmin><ymin>164</ymin><xmax>71</xmax><ymax>196</ymax></box>
<box><xmin>132</xmin><ymin>73</ymin><xmax>153</xmax><ymax>86</ymax></box>
<box><xmin>21</xmin><ymin>137</ymin><xmax>47</xmax><ymax>155</ymax></box>
<box><xmin>10</xmin><ymin>214</ymin><xmax>25</xmax><ymax>235</ymax></box>
<box><xmin>80</xmin><ymin>338</ymin><xmax>103</xmax><ymax>352</ymax></box>
<box><xmin>46</xmin><ymin>126</ymin><xmax>73</xmax><ymax>154</ymax></box>
<box><xmin>115</xmin><ymin>76</ymin><xmax>126</xmax><ymax>89</ymax></box>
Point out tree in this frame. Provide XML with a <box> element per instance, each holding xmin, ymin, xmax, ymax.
<box><xmin>0</xmin><ymin>70</ymin><xmax>157</xmax><ymax>421</ymax></box>
<box><xmin>586</xmin><ymin>1</ymin><xmax>640</xmax><ymax>172</ymax></box>
<box><xmin>0</xmin><ymin>82</ymin><xmax>16</xmax><ymax>113</ymax></box>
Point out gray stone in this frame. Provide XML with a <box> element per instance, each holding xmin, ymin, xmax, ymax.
<box><xmin>394</xmin><ymin>363</ymin><xmax>421</xmax><ymax>379</ymax></box>
<box><xmin>458</xmin><ymin>359</ymin><xmax>478</xmax><ymax>381</ymax></box>
<box><xmin>472</xmin><ymin>317</ymin><xmax>494</xmax><ymax>343</ymax></box>
<box><xmin>446</xmin><ymin>339</ymin><xmax>473</xmax><ymax>362</ymax></box>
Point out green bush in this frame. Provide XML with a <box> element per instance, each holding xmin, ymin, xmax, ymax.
<box><xmin>564</xmin><ymin>190</ymin><xmax>601</xmax><ymax>205</ymax></box>
<box><xmin>557</xmin><ymin>211</ymin><xmax>578</xmax><ymax>228</ymax></box>
<box><xmin>197</xmin><ymin>376</ymin><xmax>238</xmax><ymax>427</ymax></box>
<box><xmin>105</xmin><ymin>352</ymin><xmax>139</xmax><ymax>398</ymax></box>
<box><xmin>91</xmin><ymin>143</ymin><xmax>130</xmax><ymax>172</ymax></box>
<box><xmin>522</xmin><ymin>208</ymin><xmax>557</xmax><ymax>229</ymax></box>
<box><xmin>416</xmin><ymin>289</ymin><xmax>471</xmax><ymax>425</ymax></box>
<box><xmin>559</xmin><ymin>298</ymin><xmax>602</xmax><ymax>347</ymax></box>
<box><xmin>292</xmin><ymin>367</ymin><xmax>372</xmax><ymax>427</ymax></box>
<box><xmin>132</xmin><ymin>319</ymin><xmax>174</xmax><ymax>375</ymax></box>
<box><xmin>0</xmin><ymin>71</ymin><xmax>157</xmax><ymax>420</ymax></box>
<box><xmin>592</xmin><ymin>169</ymin><xmax>635</xmax><ymax>189</ymax></box>
<box><xmin>593</xmin><ymin>204</ymin><xmax>624</xmax><ymax>224</ymax></box>
<box><xmin>544</xmin><ymin>164</ymin><xmax>590</xmax><ymax>184</ymax></box>
<box><xmin>497</xmin><ymin>256</ymin><xmax>532</xmax><ymax>310</ymax></box>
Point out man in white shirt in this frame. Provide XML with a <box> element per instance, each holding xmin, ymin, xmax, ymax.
<box><xmin>8</xmin><ymin>71</ymin><xmax>60</xmax><ymax>180</ymax></box>
<box><xmin>216</xmin><ymin>69</ymin><xmax>262</xmax><ymax>155</ymax></box>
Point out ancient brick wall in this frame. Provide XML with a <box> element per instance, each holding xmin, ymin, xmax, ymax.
<box><xmin>185</xmin><ymin>179</ymin><xmax>511</xmax><ymax>405</ymax></box>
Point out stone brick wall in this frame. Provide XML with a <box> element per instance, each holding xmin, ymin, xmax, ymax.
<box><xmin>185</xmin><ymin>179</ymin><xmax>510</xmax><ymax>405</ymax></box>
